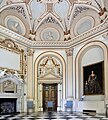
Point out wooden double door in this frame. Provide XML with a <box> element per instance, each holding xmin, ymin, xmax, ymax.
<box><xmin>43</xmin><ymin>83</ymin><xmax>57</xmax><ymax>111</ymax></box>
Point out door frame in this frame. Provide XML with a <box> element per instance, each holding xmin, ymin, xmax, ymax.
<box><xmin>43</xmin><ymin>83</ymin><xmax>57</xmax><ymax>111</ymax></box>
<box><xmin>37</xmin><ymin>81</ymin><xmax>62</xmax><ymax>112</ymax></box>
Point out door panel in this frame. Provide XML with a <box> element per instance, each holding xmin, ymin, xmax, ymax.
<box><xmin>43</xmin><ymin>84</ymin><xmax>57</xmax><ymax>111</ymax></box>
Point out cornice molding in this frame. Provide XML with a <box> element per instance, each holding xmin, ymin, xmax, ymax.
<box><xmin>0</xmin><ymin>17</ymin><xmax>108</xmax><ymax>48</ymax></box>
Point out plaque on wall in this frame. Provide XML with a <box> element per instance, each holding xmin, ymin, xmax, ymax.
<box><xmin>83</xmin><ymin>61</ymin><xmax>104</xmax><ymax>95</ymax></box>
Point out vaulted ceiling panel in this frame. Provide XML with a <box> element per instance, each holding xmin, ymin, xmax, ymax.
<box><xmin>0</xmin><ymin>0</ymin><xmax>107</xmax><ymax>48</ymax></box>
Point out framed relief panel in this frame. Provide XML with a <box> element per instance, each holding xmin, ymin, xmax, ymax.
<box><xmin>0</xmin><ymin>39</ymin><xmax>24</xmax><ymax>72</ymax></box>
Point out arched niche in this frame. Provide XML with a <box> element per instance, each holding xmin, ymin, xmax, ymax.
<box><xmin>34</xmin><ymin>51</ymin><xmax>66</xmax><ymax>111</ymax></box>
<box><xmin>75</xmin><ymin>41</ymin><xmax>108</xmax><ymax>100</ymax></box>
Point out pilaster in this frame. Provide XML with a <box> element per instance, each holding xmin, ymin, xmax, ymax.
<box><xmin>26</xmin><ymin>49</ymin><xmax>34</xmax><ymax>100</ymax></box>
<box><xmin>66</xmin><ymin>48</ymin><xmax>74</xmax><ymax>97</ymax></box>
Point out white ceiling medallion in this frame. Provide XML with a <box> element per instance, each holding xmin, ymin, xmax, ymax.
<box><xmin>4</xmin><ymin>15</ymin><xmax>26</xmax><ymax>36</ymax></box>
<box><xmin>41</xmin><ymin>28</ymin><xmax>60</xmax><ymax>41</ymax></box>
<box><xmin>74</xmin><ymin>16</ymin><xmax>95</xmax><ymax>35</ymax></box>
<box><xmin>37</xmin><ymin>0</ymin><xmax>61</xmax><ymax>3</ymax></box>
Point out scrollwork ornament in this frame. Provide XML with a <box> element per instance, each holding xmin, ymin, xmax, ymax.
<box><xmin>0</xmin><ymin>39</ymin><xmax>20</xmax><ymax>53</ymax></box>
<box><xmin>27</xmin><ymin>49</ymin><xmax>35</xmax><ymax>56</ymax></box>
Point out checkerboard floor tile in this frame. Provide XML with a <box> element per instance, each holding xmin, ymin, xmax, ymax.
<box><xmin>0</xmin><ymin>112</ymin><xmax>108</xmax><ymax>120</ymax></box>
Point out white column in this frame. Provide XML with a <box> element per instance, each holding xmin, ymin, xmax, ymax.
<box><xmin>66</xmin><ymin>48</ymin><xmax>73</xmax><ymax>97</ymax></box>
<box><xmin>26</xmin><ymin>49</ymin><xmax>34</xmax><ymax>100</ymax></box>
<box><xmin>25</xmin><ymin>49</ymin><xmax>35</xmax><ymax>112</ymax></box>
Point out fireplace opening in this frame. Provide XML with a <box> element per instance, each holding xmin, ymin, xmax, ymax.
<box><xmin>0</xmin><ymin>98</ymin><xmax>17</xmax><ymax>114</ymax></box>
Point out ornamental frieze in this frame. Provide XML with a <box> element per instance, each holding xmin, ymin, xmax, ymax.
<box><xmin>0</xmin><ymin>17</ymin><xmax>108</xmax><ymax>48</ymax></box>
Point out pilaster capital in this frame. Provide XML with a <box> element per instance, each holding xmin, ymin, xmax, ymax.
<box><xmin>27</xmin><ymin>48</ymin><xmax>35</xmax><ymax>56</ymax></box>
<box><xmin>66</xmin><ymin>47</ymin><xmax>74</xmax><ymax>56</ymax></box>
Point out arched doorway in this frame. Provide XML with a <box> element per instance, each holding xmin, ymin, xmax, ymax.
<box><xmin>34</xmin><ymin>51</ymin><xmax>66</xmax><ymax>112</ymax></box>
<box><xmin>38</xmin><ymin>55</ymin><xmax>62</xmax><ymax>111</ymax></box>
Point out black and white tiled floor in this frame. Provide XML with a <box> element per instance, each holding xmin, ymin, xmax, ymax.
<box><xmin>0</xmin><ymin>112</ymin><xmax>108</xmax><ymax>120</ymax></box>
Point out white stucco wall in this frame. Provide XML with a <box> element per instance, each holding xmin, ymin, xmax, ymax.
<box><xmin>0</xmin><ymin>48</ymin><xmax>20</xmax><ymax>70</ymax></box>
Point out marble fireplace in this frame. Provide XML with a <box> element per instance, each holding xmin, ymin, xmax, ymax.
<box><xmin>0</xmin><ymin>74</ymin><xmax>25</xmax><ymax>114</ymax></box>
<box><xmin>0</xmin><ymin>93</ymin><xmax>23</xmax><ymax>114</ymax></box>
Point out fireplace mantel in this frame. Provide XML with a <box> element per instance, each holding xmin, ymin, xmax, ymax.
<box><xmin>0</xmin><ymin>72</ymin><xmax>25</xmax><ymax>113</ymax></box>
<box><xmin>0</xmin><ymin>93</ymin><xmax>20</xmax><ymax>98</ymax></box>
<box><xmin>0</xmin><ymin>93</ymin><xmax>23</xmax><ymax>113</ymax></box>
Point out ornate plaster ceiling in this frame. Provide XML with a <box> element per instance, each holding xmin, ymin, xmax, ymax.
<box><xmin>0</xmin><ymin>0</ymin><xmax>107</xmax><ymax>47</ymax></box>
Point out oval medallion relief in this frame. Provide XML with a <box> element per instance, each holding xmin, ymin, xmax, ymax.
<box><xmin>41</xmin><ymin>28</ymin><xmax>60</xmax><ymax>41</ymax></box>
<box><xmin>4</xmin><ymin>15</ymin><xmax>26</xmax><ymax>36</ymax></box>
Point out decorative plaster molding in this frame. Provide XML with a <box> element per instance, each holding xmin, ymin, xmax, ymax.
<box><xmin>39</xmin><ymin>16</ymin><xmax>61</xmax><ymax>27</ymax></box>
<box><xmin>0</xmin><ymin>39</ymin><xmax>20</xmax><ymax>53</ymax></box>
<box><xmin>0</xmin><ymin>74</ymin><xmax>24</xmax><ymax>85</ymax></box>
<box><xmin>0</xmin><ymin>38</ymin><xmax>25</xmax><ymax>77</ymax></box>
<box><xmin>37</xmin><ymin>0</ymin><xmax>62</xmax><ymax>3</ymax></box>
<box><xmin>72</xmin><ymin>6</ymin><xmax>89</xmax><ymax>20</ymax></box>
<box><xmin>22</xmin><ymin>53</ymin><xmax>27</xmax><ymax>75</ymax></box>
<box><xmin>6</xmin><ymin>5</ymin><xmax>27</xmax><ymax>19</ymax></box>
<box><xmin>27</xmin><ymin>48</ymin><xmax>35</xmax><ymax>56</ymax></box>
<box><xmin>0</xmin><ymin>67</ymin><xmax>16</xmax><ymax>73</ymax></box>
<box><xmin>0</xmin><ymin>17</ymin><xmax>108</xmax><ymax>48</ymax></box>
<box><xmin>66</xmin><ymin>47</ymin><xmax>74</xmax><ymax>56</ymax></box>
<box><xmin>38</xmin><ymin>56</ymin><xmax>61</xmax><ymax>77</ymax></box>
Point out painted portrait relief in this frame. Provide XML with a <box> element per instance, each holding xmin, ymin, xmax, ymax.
<box><xmin>83</xmin><ymin>61</ymin><xmax>104</xmax><ymax>95</ymax></box>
